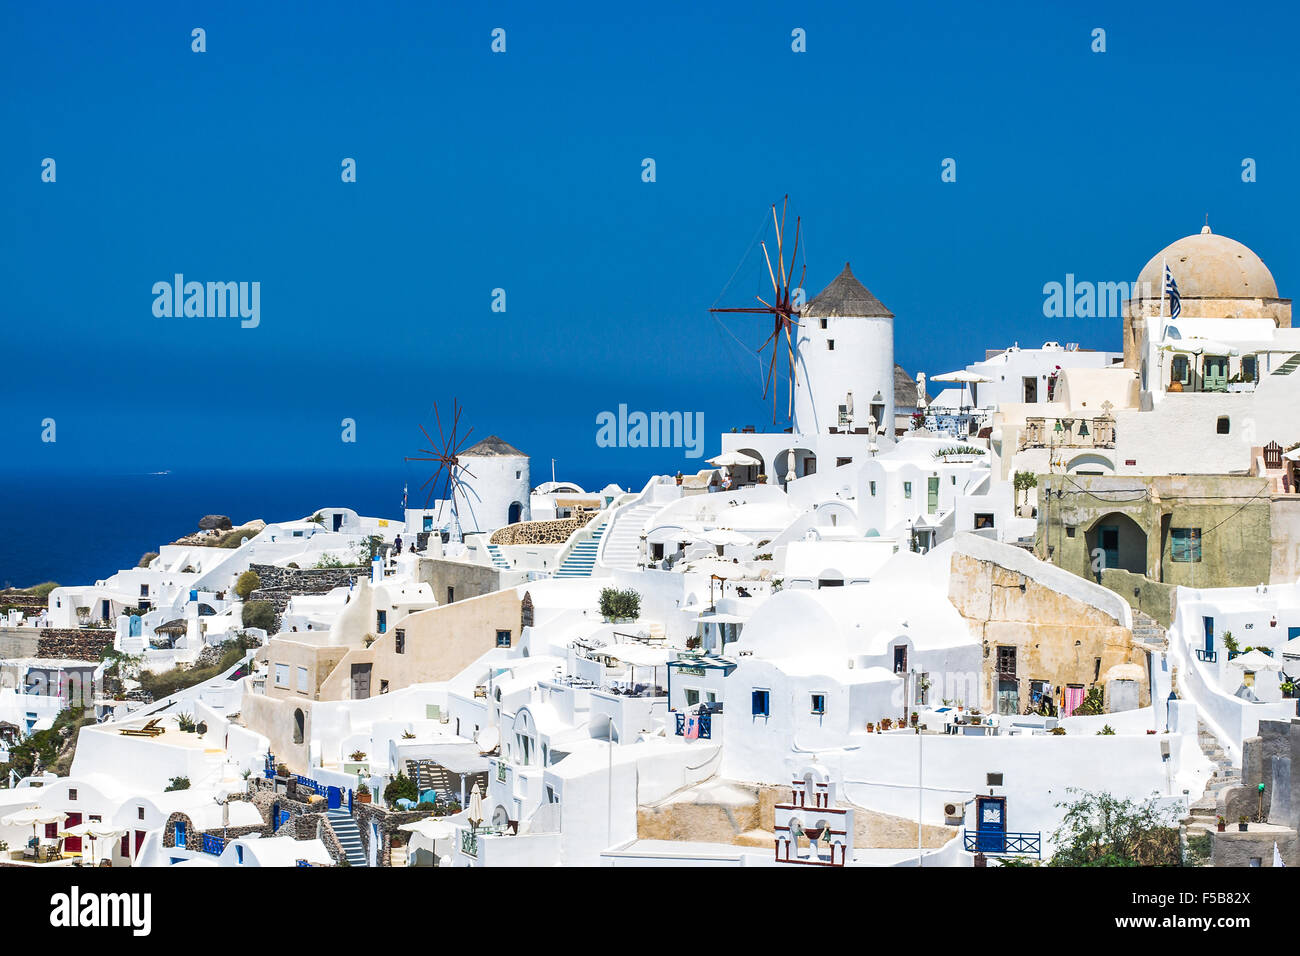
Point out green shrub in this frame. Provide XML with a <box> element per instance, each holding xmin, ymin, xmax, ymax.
<box><xmin>598</xmin><ymin>587</ymin><xmax>641</xmax><ymax>622</ymax></box>
<box><xmin>23</xmin><ymin>581</ymin><xmax>59</xmax><ymax>600</ymax></box>
<box><xmin>241</xmin><ymin>600</ymin><xmax>276</xmax><ymax>632</ymax></box>
<box><xmin>234</xmin><ymin>570</ymin><xmax>261</xmax><ymax>601</ymax></box>
<box><xmin>1048</xmin><ymin>789</ymin><xmax>1181</xmax><ymax>867</ymax></box>
<box><xmin>137</xmin><ymin>634</ymin><xmax>259</xmax><ymax>699</ymax></box>
<box><xmin>165</xmin><ymin>776</ymin><xmax>190</xmax><ymax>792</ymax></box>
<box><xmin>384</xmin><ymin>772</ymin><xmax>418</xmax><ymax>805</ymax></box>
<box><xmin>1074</xmin><ymin>686</ymin><xmax>1105</xmax><ymax>717</ymax></box>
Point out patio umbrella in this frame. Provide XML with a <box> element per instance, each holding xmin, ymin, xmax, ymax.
<box><xmin>398</xmin><ymin>819</ymin><xmax>456</xmax><ymax>840</ymax></box>
<box><xmin>1</xmin><ymin>806</ymin><xmax>64</xmax><ymax>843</ymax></box>
<box><xmin>931</xmin><ymin>370</ymin><xmax>992</xmax><ymax>408</ymax></box>
<box><xmin>467</xmin><ymin>783</ymin><xmax>484</xmax><ymax>830</ymax></box>
<box><xmin>703</xmin><ymin>529</ymin><xmax>754</xmax><ymax>547</ymax></box>
<box><xmin>707</xmin><ymin>451</ymin><xmax>761</xmax><ymax>468</ymax></box>
<box><xmin>1229</xmin><ymin>650</ymin><xmax>1282</xmax><ymax>671</ymax></box>
<box><xmin>61</xmin><ymin>822</ymin><xmax>125</xmax><ymax>862</ymax></box>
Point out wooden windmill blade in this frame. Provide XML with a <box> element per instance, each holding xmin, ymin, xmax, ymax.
<box><xmin>708</xmin><ymin>194</ymin><xmax>806</xmax><ymax>423</ymax></box>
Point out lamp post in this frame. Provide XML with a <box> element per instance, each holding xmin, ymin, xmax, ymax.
<box><xmin>911</xmin><ymin>668</ymin><xmax>923</xmax><ymax>868</ymax></box>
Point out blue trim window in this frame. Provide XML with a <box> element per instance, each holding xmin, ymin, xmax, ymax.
<box><xmin>1171</xmin><ymin>528</ymin><xmax>1201</xmax><ymax>563</ymax></box>
<box><xmin>496</xmin><ymin>630</ymin><xmax>512</xmax><ymax>648</ymax></box>
<box><xmin>810</xmin><ymin>693</ymin><xmax>826</xmax><ymax>715</ymax></box>
<box><xmin>752</xmin><ymin>689</ymin><xmax>770</xmax><ymax>717</ymax></box>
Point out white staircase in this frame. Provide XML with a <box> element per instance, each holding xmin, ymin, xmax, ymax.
<box><xmin>599</xmin><ymin>504</ymin><xmax>660</xmax><ymax>570</ymax></box>
<box><xmin>555</xmin><ymin>521</ymin><xmax>607</xmax><ymax>578</ymax></box>
<box><xmin>485</xmin><ymin>543</ymin><xmax>511</xmax><ymax>570</ymax></box>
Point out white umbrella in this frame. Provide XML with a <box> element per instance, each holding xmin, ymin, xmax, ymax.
<box><xmin>467</xmin><ymin>783</ymin><xmax>484</xmax><ymax>829</ymax></box>
<box><xmin>398</xmin><ymin>819</ymin><xmax>456</xmax><ymax>840</ymax></box>
<box><xmin>61</xmin><ymin>822</ymin><xmax>125</xmax><ymax>862</ymax></box>
<box><xmin>704</xmin><ymin>529</ymin><xmax>753</xmax><ymax>547</ymax></box>
<box><xmin>0</xmin><ymin>807</ymin><xmax>62</xmax><ymax>827</ymax></box>
<box><xmin>932</xmin><ymin>370</ymin><xmax>991</xmax><ymax>408</ymax></box>
<box><xmin>1229</xmin><ymin>650</ymin><xmax>1282</xmax><ymax>671</ymax></box>
<box><xmin>708</xmin><ymin>451</ymin><xmax>761</xmax><ymax>468</ymax></box>
<box><xmin>686</xmin><ymin>556</ymin><xmax>759</xmax><ymax>579</ymax></box>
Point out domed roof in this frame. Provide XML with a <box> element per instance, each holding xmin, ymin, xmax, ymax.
<box><xmin>803</xmin><ymin>262</ymin><xmax>893</xmax><ymax>318</ymax></box>
<box><xmin>1137</xmin><ymin>226</ymin><xmax>1278</xmax><ymax>299</ymax></box>
<box><xmin>461</xmin><ymin>435</ymin><xmax>527</xmax><ymax>457</ymax></box>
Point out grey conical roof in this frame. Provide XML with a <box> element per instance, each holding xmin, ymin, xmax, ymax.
<box><xmin>462</xmin><ymin>435</ymin><xmax>527</xmax><ymax>458</ymax></box>
<box><xmin>803</xmin><ymin>262</ymin><xmax>893</xmax><ymax>318</ymax></box>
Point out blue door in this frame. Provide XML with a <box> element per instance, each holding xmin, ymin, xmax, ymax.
<box><xmin>129</xmin><ymin>615</ymin><xmax>142</xmax><ymax>638</ymax></box>
<box><xmin>327</xmin><ymin>786</ymin><xmax>342</xmax><ymax>810</ymax></box>
<box><xmin>1289</xmin><ymin>626</ymin><xmax>1300</xmax><ymax>644</ymax></box>
<box><xmin>1204</xmin><ymin>617</ymin><xmax>1215</xmax><ymax>658</ymax></box>
<box><xmin>174</xmin><ymin>821</ymin><xmax>186</xmax><ymax>849</ymax></box>
<box><xmin>975</xmin><ymin>796</ymin><xmax>1006</xmax><ymax>853</ymax></box>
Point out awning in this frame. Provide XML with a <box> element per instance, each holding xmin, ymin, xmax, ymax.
<box><xmin>607</xmin><ymin>644</ymin><xmax>675</xmax><ymax>667</ymax></box>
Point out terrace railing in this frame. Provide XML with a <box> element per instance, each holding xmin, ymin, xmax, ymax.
<box><xmin>201</xmin><ymin>833</ymin><xmax>226</xmax><ymax>856</ymax></box>
<box><xmin>674</xmin><ymin>711</ymin><xmax>712</xmax><ymax>739</ymax></box>
<box><xmin>963</xmin><ymin>829</ymin><xmax>1041</xmax><ymax>858</ymax></box>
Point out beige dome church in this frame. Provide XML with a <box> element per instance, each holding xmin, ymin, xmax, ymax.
<box><xmin>1122</xmin><ymin>224</ymin><xmax>1291</xmax><ymax>369</ymax></box>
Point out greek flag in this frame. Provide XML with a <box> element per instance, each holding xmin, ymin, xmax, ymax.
<box><xmin>1165</xmin><ymin>264</ymin><xmax>1181</xmax><ymax>320</ymax></box>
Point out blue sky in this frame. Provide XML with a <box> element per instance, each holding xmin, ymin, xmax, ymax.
<box><xmin>2</xmin><ymin>0</ymin><xmax>1297</xmax><ymax>483</ymax></box>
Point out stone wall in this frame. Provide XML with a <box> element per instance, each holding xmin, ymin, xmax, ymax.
<box><xmin>950</xmin><ymin>550</ymin><xmax>1146</xmax><ymax>712</ymax></box>
<box><xmin>247</xmin><ymin>563</ymin><xmax>361</xmax><ymax>593</ymax></box>
<box><xmin>354</xmin><ymin>801</ymin><xmax>439</xmax><ymax>867</ymax></box>
<box><xmin>636</xmin><ymin>782</ymin><xmax>954</xmax><ymax>852</ymax></box>
<box><xmin>489</xmin><ymin>511</ymin><xmax>596</xmax><ymax>546</ymax></box>
<box><xmin>37</xmin><ymin>628</ymin><xmax>115</xmax><ymax>661</ymax></box>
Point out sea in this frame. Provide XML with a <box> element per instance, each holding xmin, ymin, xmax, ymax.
<box><xmin>0</xmin><ymin>464</ymin><xmax>652</xmax><ymax>589</ymax></box>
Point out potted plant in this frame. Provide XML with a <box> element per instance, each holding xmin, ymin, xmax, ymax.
<box><xmin>1238</xmin><ymin>815</ymin><xmax>1249</xmax><ymax>832</ymax></box>
<box><xmin>880</xmin><ymin>717</ymin><xmax>893</xmax><ymax>731</ymax></box>
<box><xmin>356</xmin><ymin>782</ymin><xmax>372</xmax><ymax>804</ymax></box>
<box><xmin>866</xmin><ymin>722</ymin><xmax>875</xmax><ymax>733</ymax></box>
<box><xmin>1217</xmin><ymin>816</ymin><xmax>1226</xmax><ymax>833</ymax></box>
<box><xmin>1283</xmin><ymin>680</ymin><xmax>1296</xmax><ymax>699</ymax></box>
<box><xmin>349</xmin><ymin>750</ymin><xmax>367</xmax><ymax>762</ymax></box>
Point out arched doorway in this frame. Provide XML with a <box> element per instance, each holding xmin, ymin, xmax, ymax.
<box><xmin>1084</xmin><ymin>512</ymin><xmax>1147</xmax><ymax>581</ymax></box>
<box><xmin>507</xmin><ymin>501</ymin><xmax>523</xmax><ymax>524</ymax></box>
<box><xmin>292</xmin><ymin>708</ymin><xmax>305</xmax><ymax>745</ymax></box>
<box><xmin>734</xmin><ymin>448</ymin><xmax>765</xmax><ymax>486</ymax></box>
<box><xmin>774</xmin><ymin>448</ymin><xmax>817</xmax><ymax>484</ymax></box>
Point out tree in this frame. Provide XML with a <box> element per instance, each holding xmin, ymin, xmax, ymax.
<box><xmin>384</xmin><ymin>772</ymin><xmax>418</xmax><ymax>805</ymax></box>
<box><xmin>598</xmin><ymin>587</ymin><xmax>641</xmax><ymax>622</ymax></box>
<box><xmin>1048</xmin><ymin>789</ymin><xmax>1181</xmax><ymax>867</ymax></box>
<box><xmin>241</xmin><ymin>600</ymin><xmax>276</xmax><ymax>632</ymax></box>
<box><xmin>1013</xmin><ymin>471</ymin><xmax>1038</xmax><ymax>512</ymax></box>
<box><xmin>234</xmin><ymin>569</ymin><xmax>261</xmax><ymax>601</ymax></box>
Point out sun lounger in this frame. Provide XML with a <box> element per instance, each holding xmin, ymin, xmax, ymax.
<box><xmin>119</xmin><ymin>718</ymin><xmax>165</xmax><ymax>737</ymax></box>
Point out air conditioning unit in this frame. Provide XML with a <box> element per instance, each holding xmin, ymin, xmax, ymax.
<box><xmin>943</xmin><ymin>802</ymin><xmax>963</xmax><ymax>826</ymax></box>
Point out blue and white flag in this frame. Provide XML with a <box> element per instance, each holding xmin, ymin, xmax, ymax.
<box><xmin>1164</xmin><ymin>264</ymin><xmax>1181</xmax><ymax>320</ymax></box>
